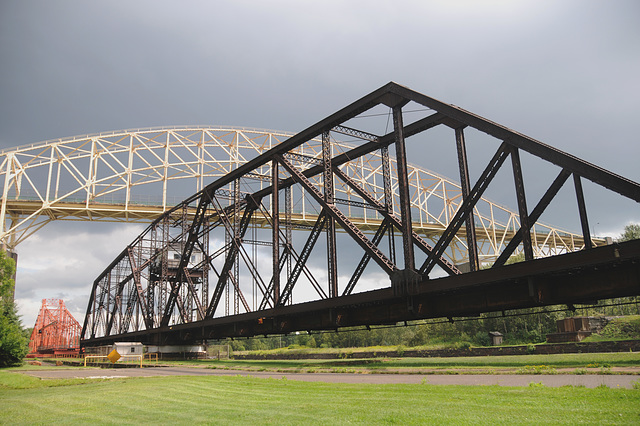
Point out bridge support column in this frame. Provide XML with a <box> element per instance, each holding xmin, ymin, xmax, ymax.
<box><xmin>381</xmin><ymin>145</ymin><xmax>396</xmax><ymax>264</ymax></box>
<box><xmin>272</xmin><ymin>159</ymin><xmax>280</xmax><ymax>305</ymax></box>
<box><xmin>510</xmin><ymin>146</ymin><xmax>534</xmax><ymax>261</ymax></box>
<box><xmin>573</xmin><ymin>174</ymin><xmax>593</xmax><ymax>249</ymax></box>
<box><xmin>323</xmin><ymin>130</ymin><xmax>338</xmax><ymax>298</ymax></box>
<box><xmin>392</xmin><ymin>105</ymin><xmax>415</xmax><ymax>271</ymax></box>
<box><xmin>455</xmin><ymin>127</ymin><xmax>479</xmax><ymax>271</ymax></box>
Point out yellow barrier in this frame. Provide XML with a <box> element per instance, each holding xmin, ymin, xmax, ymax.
<box><xmin>84</xmin><ymin>354</ymin><xmax>143</xmax><ymax>368</ymax></box>
<box><xmin>143</xmin><ymin>353</ymin><xmax>158</xmax><ymax>362</ymax></box>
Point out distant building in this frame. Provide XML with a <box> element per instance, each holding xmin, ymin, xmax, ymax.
<box><xmin>488</xmin><ymin>331</ymin><xmax>503</xmax><ymax>346</ymax></box>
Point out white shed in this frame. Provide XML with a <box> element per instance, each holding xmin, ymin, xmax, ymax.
<box><xmin>112</xmin><ymin>342</ymin><xmax>143</xmax><ymax>357</ymax></box>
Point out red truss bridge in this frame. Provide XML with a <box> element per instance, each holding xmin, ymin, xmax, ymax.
<box><xmin>28</xmin><ymin>299</ymin><xmax>81</xmax><ymax>357</ymax></box>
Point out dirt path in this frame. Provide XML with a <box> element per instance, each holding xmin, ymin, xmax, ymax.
<box><xmin>20</xmin><ymin>366</ymin><xmax>639</xmax><ymax>388</ymax></box>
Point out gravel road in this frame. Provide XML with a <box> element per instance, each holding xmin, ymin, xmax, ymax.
<box><xmin>20</xmin><ymin>366</ymin><xmax>639</xmax><ymax>388</ymax></box>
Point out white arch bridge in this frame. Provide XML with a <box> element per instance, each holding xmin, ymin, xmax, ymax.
<box><xmin>0</xmin><ymin>126</ymin><xmax>596</xmax><ymax>268</ymax></box>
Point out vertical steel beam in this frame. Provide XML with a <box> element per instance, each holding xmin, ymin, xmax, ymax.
<box><xmin>224</xmin><ymin>211</ymin><xmax>230</xmax><ymax>316</ymax></box>
<box><xmin>272</xmin><ymin>159</ymin><xmax>280</xmax><ymax>305</ymax></box>
<box><xmin>161</xmin><ymin>216</ymin><xmax>169</xmax><ymax>321</ymax></box>
<box><xmin>323</xmin><ymin>131</ymin><xmax>338</xmax><ymax>297</ymax></box>
<box><xmin>455</xmin><ymin>127</ymin><xmax>479</xmax><ymax>271</ymax></box>
<box><xmin>381</xmin><ymin>145</ymin><xmax>396</xmax><ymax>264</ymax></box>
<box><xmin>284</xmin><ymin>186</ymin><xmax>293</xmax><ymax>303</ymax></box>
<box><xmin>202</xmin><ymin>217</ymin><xmax>209</xmax><ymax>315</ymax></box>
<box><xmin>573</xmin><ymin>174</ymin><xmax>593</xmax><ymax>249</ymax></box>
<box><xmin>233</xmin><ymin>179</ymin><xmax>240</xmax><ymax>314</ymax></box>
<box><xmin>343</xmin><ymin>219</ymin><xmax>390</xmax><ymax>296</ymax></box>
<box><xmin>510</xmin><ymin>146</ymin><xmax>534</xmax><ymax>261</ymax></box>
<box><xmin>392</xmin><ymin>105</ymin><xmax>415</xmax><ymax>271</ymax></box>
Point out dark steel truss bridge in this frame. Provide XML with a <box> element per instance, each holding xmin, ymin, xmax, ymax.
<box><xmin>81</xmin><ymin>82</ymin><xmax>640</xmax><ymax>347</ymax></box>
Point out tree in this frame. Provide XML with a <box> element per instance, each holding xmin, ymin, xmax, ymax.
<box><xmin>617</xmin><ymin>223</ymin><xmax>640</xmax><ymax>242</ymax></box>
<box><xmin>0</xmin><ymin>251</ymin><xmax>28</xmax><ymax>367</ymax></box>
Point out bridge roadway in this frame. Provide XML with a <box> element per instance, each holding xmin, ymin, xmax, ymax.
<box><xmin>82</xmin><ymin>239</ymin><xmax>640</xmax><ymax>348</ymax></box>
<box><xmin>3</xmin><ymin>198</ymin><xmax>593</xmax><ymax>249</ymax></box>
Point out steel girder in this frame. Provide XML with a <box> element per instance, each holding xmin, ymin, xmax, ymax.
<box><xmin>82</xmin><ymin>82</ymin><xmax>640</xmax><ymax>345</ymax></box>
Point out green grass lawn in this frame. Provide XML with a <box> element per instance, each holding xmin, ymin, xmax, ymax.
<box><xmin>1</xmin><ymin>369</ymin><xmax>639</xmax><ymax>425</ymax></box>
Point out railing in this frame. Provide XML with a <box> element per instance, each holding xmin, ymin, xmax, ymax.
<box><xmin>83</xmin><ymin>354</ymin><xmax>143</xmax><ymax>368</ymax></box>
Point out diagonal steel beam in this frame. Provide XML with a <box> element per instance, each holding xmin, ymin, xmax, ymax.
<box><xmin>206</xmin><ymin>202</ymin><xmax>256</xmax><ymax>318</ymax></box>
<box><xmin>161</xmin><ymin>193</ymin><xmax>211</xmax><ymax>327</ymax></box>
<box><xmin>182</xmin><ymin>267</ymin><xmax>206</xmax><ymax>320</ymax></box>
<box><xmin>419</xmin><ymin>142</ymin><xmax>510</xmax><ymax>276</ymax></box>
<box><xmin>343</xmin><ymin>219</ymin><xmax>390</xmax><ymax>296</ymax></box>
<box><xmin>278</xmin><ymin>210</ymin><xmax>329</xmax><ymax>306</ymax></box>
<box><xmin>278</xmin><ymin>155</ymin><xmax>398</xmax><ymax>275</ymax></box>
<box><xmin>105</xmin><ymin>263</ymin><xmax>133</xmax><ymax>336</ymax></box>
<box><xmin>259</xmin><ymin>253</ymin><xmax>288</xmax><ymax>310</ymax></box>
<box><xmin>254</xmin><ymin>201</ymin><xmax>327</xmax><ymax>307</ymax></box>
<box><xmin>127</xmin><ymin>247</ymin><xmax>153</xmax><ymax>330</ymax></box>
<box><xmin>493</xmin><ymin>169</ymin><xmax>572</xmax><ymax>268</ymax></box>
<box><xmin>333</xmin><ymin>167</ymin><xmax>460</xmax><ymax>276</ymax></box>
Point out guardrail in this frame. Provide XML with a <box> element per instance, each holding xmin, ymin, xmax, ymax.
<box><xmin>84</xmin><ymin>354</ymin><xmax>143</xmax><ymax>368</ymax></box>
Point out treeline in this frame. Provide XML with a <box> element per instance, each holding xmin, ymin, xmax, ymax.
<box><xmin>216</xmin><ymin>298</ymin><xmax>640</xmax><ymax>352</ymax></box>
<box><xmin>0</xmin><ymin>252</ymin><xmax>29</xmax><ymax>367</ymax></box>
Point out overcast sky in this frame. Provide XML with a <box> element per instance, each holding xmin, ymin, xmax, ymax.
<box><xmin>1</xmin><ymin>0</ymin><xmax>639</xmax><ymax>327</ymax></box>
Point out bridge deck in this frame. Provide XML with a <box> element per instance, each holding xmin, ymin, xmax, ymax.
<box><xmin>82</xmin><ymin>239</ymin><xmax>640</xmax><ymax>347</ymax></box>
<box><xmin>4</xmin><ymin>199</ymin><xmax>596</xmax><ymax>248</ymax></box>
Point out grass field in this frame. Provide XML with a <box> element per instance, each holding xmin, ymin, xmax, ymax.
<box><xmin>1</xmin><ymin>368</ymin><xmax>639</xmax><ymax>425</ymax></box>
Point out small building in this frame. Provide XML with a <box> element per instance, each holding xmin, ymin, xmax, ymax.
<box><xmin>488</xmin><ymin>331</ymin><xmax>503</xmax><ymax>346</ymax></box>
<box><xmin>112</xmin><ymin>342</ymin><xmax>144</xmax><ymax>357</ymax></box>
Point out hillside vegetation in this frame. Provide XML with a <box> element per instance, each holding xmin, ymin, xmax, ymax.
<box><xmin>216</xmin><ymin>305</ymin><xmax>640</xmax><ymax>352</ymax></box>
<box><xmin>585</xmin><ymin>316</ymin><xmax>640</xmax><ymax>342</ymax></box>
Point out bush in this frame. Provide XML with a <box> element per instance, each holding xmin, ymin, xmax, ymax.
<box><xmin>599</xmin><ymin>316</ymin><xmax>640</xmax><ymax>340</ymax></box>
<box><xmin>472</xmin><ymin>331</ymin><xmax>492</xmax><ymax>347</ymax></box>
<box><xmin>454</xmin><ymin>341</ymin><xmax>472</xmax><ymax>350</ymax></box>
<box><xmin>0</xmin><ymin>302</ymin><xmax>28</xmax><ymax>367</ymax></box>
